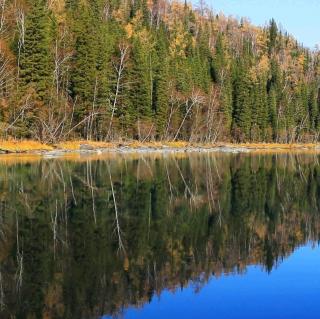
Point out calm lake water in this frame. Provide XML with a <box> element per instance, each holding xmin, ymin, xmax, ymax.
<box><xmin>0</xmin><ymin>152</ymin><xmax>320</xmax><ymax>318</ymax></box>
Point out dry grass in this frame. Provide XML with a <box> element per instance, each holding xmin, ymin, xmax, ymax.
<box><xmin>233</xmin><ymin>143</ymin><xmax>319</xmax><ymax>149</ymax></box>
<box><xmin>56</xmin><ymin>140</ymin><xmax>115</xmax><ymax>150</ymax></box>
<box><xmin>0</xmin><ymin>154</ymin><xmax>43</xmax><ymax>165</ymax></box>
<box><xmin>0</xmin><ymin>139</ymin><xmax>320</xmax><ymax>155</ymax></box>
<box><xmin>0</xmin><ymin>140</ymin><xmax>53</xmax><ymax>152</ymax></box>
<box><xmin>56</xmin><ymin>140</ymin><xmax>191</xmax><ymax>150</ymax></box>
<box><xmin>1</xmin><ymin>141</ymin><xmax>320</xmax><ymax>165</ymax></box>
<box><xmin>125</xmin><ymin>141</ymin><xmax>189</xmax><ymax>148</ymax></box>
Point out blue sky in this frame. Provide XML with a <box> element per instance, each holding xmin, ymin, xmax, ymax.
<box><xmin>205</xmin><ymin>0</ymin><xmax>319</xmax><ymax>49</ymax></box>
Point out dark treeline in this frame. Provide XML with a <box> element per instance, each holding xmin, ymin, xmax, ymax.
<box><xmin>0</xmin><ymin>0</ymin><xmax>319</xmax><ymax>142</ymax></box>
<box><xmin>1</xmin><ymin>153</ymin><xmax>320</xmax><ymax>318</ymax></box>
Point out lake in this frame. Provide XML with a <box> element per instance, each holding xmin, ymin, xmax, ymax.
<box><xmin>0</xmin><ymin>152</ymin><xmax>320</xmax><ymax>318</ymax></box>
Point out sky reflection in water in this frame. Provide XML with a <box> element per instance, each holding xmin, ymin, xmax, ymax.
<box><xmin>104</xmin><ymin>244</ymin><xmax>320</xmax><ymax>319</ymax></box>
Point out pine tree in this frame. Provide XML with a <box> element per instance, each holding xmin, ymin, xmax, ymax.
<box><xmin>268</xmin><ymin>86</ymin><xmax>278</xmax><ymax>140</ymax></box>
<box><xmin>19</xmin><ymin>0</ymin><xmax>54</xmax><ymax>100</ymax></box>
<box><xmin>232</xmin><ymin>61</ymin><xmax>252</xmax><ymax>141</ymax></box>
<box><xmin>212</xmin><ymin>34</ymin><xmax>233</xmax><ymax>131</ymax></box>
<box><xmin>127</xmin><ymin>37</ymin><xmax>153</xmax><ymax>130</ymax></box>
<box><xmin>308</xmin><ymin>86</ymin><xmax>318</xmax><ymax>130</ymax></box>
<box><xmin>153</xmin><ymin>27</ymin><xmax>169</xmax><ymax>138</ymax></box>
<box><xmin>256</xmin><ymin>79</ymin><xmax>268</xmax><ymax>139</ymax></box>
<box><xmin>221</xmin><ymin>77</ymin><xmax>233</xmax><ymax>132</ymax></box>
<box><xmin>69</xmin><ymin>4</ymin><xmax>98</xmax><ymax>123</ymax></box>
<box><xmin>189</xmin><ymin>26</ymin><xmax>211</xmax><ymax>91</ymax></box>
<box><xmin>233</xmin><ymin>77</ymin><xmax>252</xmax><ymax>141</ymax></box>
<box><xmin>212</xmin><ymin>33</ymin><xmax>227</xmax><ymax>83</ymax></box>
<box><xmin>268</xmin><ymin>19</ymin><xmax>278</xmax><ymax>55</ymax></box>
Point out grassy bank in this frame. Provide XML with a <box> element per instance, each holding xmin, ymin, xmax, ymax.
<box><xmin>1</xmin><ymin>140</ymin><xmax>320</xmax><ymax>154</ymax></box>
<box><xmin>0</xmin><ymin>140</ymin><xmax>194</xmax><ymax>153</ymax></box>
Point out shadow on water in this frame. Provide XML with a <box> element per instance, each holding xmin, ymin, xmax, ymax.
<box><xmin>0</xmin><ymin>152</ymin><xmax>320</xmax><ymax>318</ymax></box>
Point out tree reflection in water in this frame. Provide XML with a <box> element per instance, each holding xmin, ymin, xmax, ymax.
<box><xmin>0</xmin><ymin>152</ymin><xmax>319</xmax><ymax>318</ymax></box>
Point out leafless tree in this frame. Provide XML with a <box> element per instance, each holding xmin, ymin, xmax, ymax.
<box><xmin>205</xmin><ymin>86</ymin><xmax>220</xmax><ymax>142</ymax></box>
<box><xmin>195</xmin><ymin>0</ymin><xmax>207</xmax><ymax>17</ymax></box>
<box><xmin>108</xmin><ymin>164</ymin><xmax>126</xmax><ymax>253</ymax></box>
<box><xmin>0</xmin><ymin>50</ymin><xmax>12</xmax><ymax>97</ymax></box>
<box><xmin>165</xmin><ymin>160</ymin><xmax>175</xmax><ymax>203</ymax></box>
<box><xmin>16</xmin><ymin>8</ymin><xmax>25</xmax><ymax>78</ymax></box>
<box><xmin>103</xmin><ymin>1</ymin><xmax>110</xmax><ymax>20</ymax></box>
<box><xmin>53</xmin><ymin>31</ymin><xmax>71</xmax><ymax>97</ymax></box>
<box><xmin>173</xmin><ymin>158</ymin><xmax>196</xmax><ymax>204</ymax></box>
<box><xmin>86</xmin><ymin>161</ymin><xmax>97</xmax><ymax>224</ymax></box>
<box><xmin>15</xmin><ymin>213</ymin><xmax>23</xmax><ymax>292</ymax></box>
<box><xmin>51</xmin><ymin>200</ymin><xmax>58</xmax><ymax>259</ymax></box>
<box><xmin>164</xmin><ymin>84</ymin><xmax>182</xmax><ymax>139</ymax></box>
<box><xmin>87</xmin><ymin>77</ymin><xmax>98</xmax><ymax>140</ymax></box>
<box><xmin>0</xmin><ymin>0</ymin><xmax>6</xmax><ymax>35</ymax></box>
<box><xmin>173</xmin><ymin>88</ymin><xmax>205</xmax><ymax>141</ymax></box>
<box><xmin>3</xmin><ymin>94</ymin><xmax>32</xmax><ymax>137</ymax></box>
<box><xmin>62</xmin><ymin>111</ymin><xmax>100</xmax><ymax>139</ymax></box>
<box><xmin>106</xmin><ymin>43</ymin><xmax>129</xmax><ymax>140</ymax></box>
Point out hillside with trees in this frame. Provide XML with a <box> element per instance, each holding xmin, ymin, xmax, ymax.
<box><xmin>0</xmin><ymin>0</ymin><xmax>319</xmax><ymax>143</ymax></box>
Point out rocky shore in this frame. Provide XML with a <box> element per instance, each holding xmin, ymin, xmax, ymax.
<box><xmin>1</xmin><ymin>141</ymin><xmax>320</xmax><ymax>158</ymax></box>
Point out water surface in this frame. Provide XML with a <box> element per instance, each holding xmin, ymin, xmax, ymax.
<box><xmin>0</xmin><ymin>152</ymin><xmax>320</xmax><ymax>318</ymax></box>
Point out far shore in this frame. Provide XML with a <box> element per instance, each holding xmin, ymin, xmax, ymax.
<box><xmin>1</xmin><ymin>140</ymin><xmax>320</xmax><ymax>157</ymax></box>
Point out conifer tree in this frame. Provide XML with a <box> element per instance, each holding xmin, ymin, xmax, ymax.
<box><xmin>153</xmin><ymin>28</ymin><xmax>169</xmax><ymax>138</ymax></box>
<box><xmin>19</xmin><ymin>0</ymin><xmax>54</xmax><ymax>100</ymax></box>
<box><xmin>308</xmin><ymin>86</ymin><xmax>318</xmax><ymax>130</ymax></box>
<box><xmin>256</xmin><ymin>79</ymin><xmax>268</xmax><ymax>139</ymax></box>
<box><xmin>268</xmin><ymin>19</ymin><xmax>278</xmax><ymax>55</ymax></box>
<box><xmin>212</xmin><ymin>34</ymin><xmax>233</xmax><ymax>131</ymax></box>
<box><xmin>69</xmin><ymin>4</ymin><xmax>98</xmax><ymax>123</ymax></box>
<box><xmin>127</xmin><ymin>37</ymin><xmax>153</xmax><ymax>129</ymax></box>
<box><xmin>233</xmin><ymin>78</ymin><xmax>252</xmax><ymax>140</ymax></box>
<box><xmin>268</xmin><ymin>86</ymin><xmax>278</xmax><ymax>140</ymax></box>
<box><xmin>232</xmin><ymin>61</ymin><xmax>252</xmax><ymax>141</ymax></box>
<box><xmin>221</xmin><ymin>78</ymin><xmax>233</xmax><ymax>133</ymax></box>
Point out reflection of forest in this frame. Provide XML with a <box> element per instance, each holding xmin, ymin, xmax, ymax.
<box><xmin>0</xmin><ymin>153</ymin><xmax>320</xmax><ymax>318</ymax></box>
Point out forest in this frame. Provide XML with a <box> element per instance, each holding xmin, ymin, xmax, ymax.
<box><xmin>0</xmin><ymin>0</ymin><xmax>319</xmax><ymax>143</ymax></box>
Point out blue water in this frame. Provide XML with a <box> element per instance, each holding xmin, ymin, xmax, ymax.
<box><xmin>103</xmin><ymin>245</ymin><xmax>320</xmax><ymax>319</ymax></box>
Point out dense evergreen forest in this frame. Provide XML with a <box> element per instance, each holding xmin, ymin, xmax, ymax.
<box><xmin>0</xmin><ymin>0</ymin><xmax>319</xmax><ymax>142</ymax></box>
<box><xmin>1</xmin><ymin>153</ymin><xmax>320</xmax><ymax>317</ymax></box>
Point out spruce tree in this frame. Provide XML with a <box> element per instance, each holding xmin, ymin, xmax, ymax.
<box><xmin>232</xmin><ymin>61</ymin><xmax>252</xmax><ymax>141</ymax></box>
<box><xmin>268</xmin><ymin>86</ymin><xmax>278</xmax><ymax>140</ymax></box>
<box><xmin>127</xmin><ymin>38</ymin><xmax>153</xmax><ymax>129</ymax></box>
<box><xmin>308</xmin><ymin>86</ymin><xmax>318</xmax><ymax>130</ymax></box>
<box><xmin>19</xmin><ymin>0</ymin><xmax>54</xmax><ymax>100</ymax></box>
<box><xmin>69</xmin><ymin>4</ymin><xmax>98</xmax><ymax>123</ymax></box>
<box><xmin>212</xmin><ymin>34</ymin><xmax>233</xmax><ymax>131</ymax></box>
<box><xmin>233</xmin><ymin>77</ymin><xmax>252</xmax><ymax>141</ymax></box>
<box><xmin>256</xmin><ymin>79</ymin><xmax>268</xmax><ymax>139</ymax></box>
<box><xmin>221</xmin><ymin>78</ymin><xmax>233</xmax><ymax>132</ymax></box>
<box><xmin>268</xmin><ymin>19</ymin><xmax>278</xmax><ymax>55</ymax></box>
<box><xmin>153</xmin><ymin>28</ymin><xmax>169</xmax><ymax>138</ymax></box>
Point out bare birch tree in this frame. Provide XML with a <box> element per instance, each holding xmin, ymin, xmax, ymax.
<box><xmin>16</xmin><ymin>7</ymin><xmax>25</xmax><ymax>79</ymax></box>
<box><xmin>108</xmin><ymin>163</ymin><xmax>125</xmax><ymax>253</ymax></box>
<box><xmin>106</xmin><ymin>43</ymin><xmax>129</xmax><ymax>140</ymax></box>
<box><xmin>0</xmin><ymin>0</ymin><xmax>6</xmax><ymax>35</ymax></box>
<box><xmin>173</xmin><ymin>88</ymin><xmax>205</xmax><ymax>141</ymax></box>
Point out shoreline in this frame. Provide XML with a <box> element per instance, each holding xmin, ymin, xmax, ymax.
<box><xmin>1</xmin><ymin>140</ymin><xmax>320</xmax><ymax>157</ymax></box>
